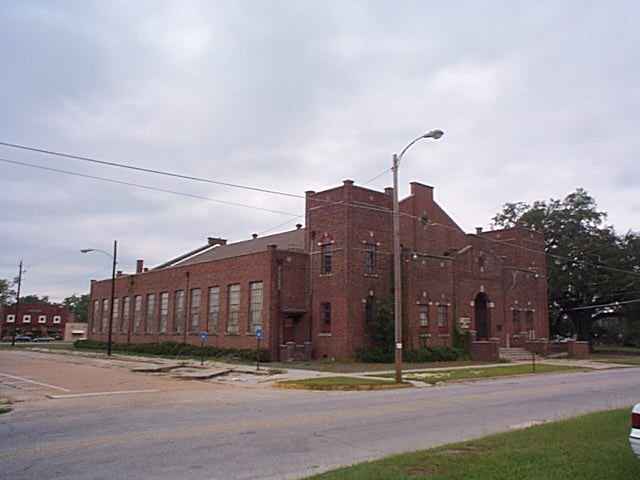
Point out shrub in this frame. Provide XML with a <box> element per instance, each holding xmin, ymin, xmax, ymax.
<box><xmin>73</xmin><ymin>340</ymin><xmax>271</xmax><ymax>362</ymax></box>
<box><xmin>355</xmin><ymin>345</ymin><xmax>467</xmax><ymax>363</ymax></box>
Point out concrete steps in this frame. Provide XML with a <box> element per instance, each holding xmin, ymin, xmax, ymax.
<box><xmin>500</xmin><ymin>347</ymin><xmax>541</xmax><ymax>362</ymax></box>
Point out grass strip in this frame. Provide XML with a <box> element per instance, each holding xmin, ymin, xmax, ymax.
<box><xmin>277</xmin><ymin>376</ymin><xmax>410</xmax><ymax>391</ymax></box>
<box><xmin>308</xmin><ymin>408</ymin><xmax>640</xmax><ymax>479</ymax></box>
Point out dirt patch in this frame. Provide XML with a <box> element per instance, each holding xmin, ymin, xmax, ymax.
<box><xmin>276</xmin><ymin>382</ymin><xmax>412</xmax><ymax>391</ymax></box>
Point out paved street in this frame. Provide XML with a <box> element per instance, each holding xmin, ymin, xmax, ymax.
<box><xmin>1</xmin><ymin>350</ymin><xmax>639</xmax><ymax>480</ymax></box>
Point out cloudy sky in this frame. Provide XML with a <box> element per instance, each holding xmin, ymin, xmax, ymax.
<box><xmin>1</xmin><ymin>1</ymin><xmax>638</xmax><ymax>301</ymax></box>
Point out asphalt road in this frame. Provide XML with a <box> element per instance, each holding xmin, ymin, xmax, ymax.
<box><xmin>1</xmin><ymin>352</ymin><xmax>639</xmax><ymax>480</ymax></box>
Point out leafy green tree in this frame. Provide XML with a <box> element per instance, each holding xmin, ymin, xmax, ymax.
<box><xmin>0</xmin><ymin>278</ymin><xmax>15</xmax><ymax>306</ymax></box>
<box><xmin>63</xmin><ymin>294</ymin><xmax>90</xmax><ymax>323</ymax></box>
<box><xmin>20</xmin><ymin>294</ymin><xmax>50</xmax><ymax>304</ymax></box>
<box><xmin>492</xmin><ymin>188</ymin><xmax>640</xmax><ymax>341</ymax></box>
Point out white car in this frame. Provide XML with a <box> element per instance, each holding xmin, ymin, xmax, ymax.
<box><xmin>631</xmin><ymin>404</ymin><xmax>640</xmax><ymax>458</ymax></box>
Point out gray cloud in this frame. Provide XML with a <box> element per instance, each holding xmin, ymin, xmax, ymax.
<box><xmin>1</xmin><ymin>0</ymin><xmax>639</xmax><ymax>300</ymax></box>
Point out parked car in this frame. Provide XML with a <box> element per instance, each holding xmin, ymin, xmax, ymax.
<box><xmin>14</xmin><ymin>335</ymin><xmax>32</xmax><ymax>342</ymax></box>
<box><xmin>33</xmin><ymin>336</ymin><xmax>55</xmax><ymax>343</ymax></box>
<box><xmin>631</xmin><ymin>404</ymin><xmax>640</xmax><ymax>459</ymax></box>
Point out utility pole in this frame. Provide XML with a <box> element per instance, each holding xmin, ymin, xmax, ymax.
<box><xmin>391</xmin><ymin>129</ymin><xmax>444</xmax><ymax>384</ymax></box>
<box><xmin>107</xmin><ymin>240</ymin><xmax>117</xmax><ymax>356</ymax></box>
<box><xmin>392</xmin><ymin>154</ymin><xmax>403</xmax><ymax>384</ymax></box>
<box><xmin>11</xmin><ymin>260</ymin><xmax>23</xmax><ymax>347</ymax></box>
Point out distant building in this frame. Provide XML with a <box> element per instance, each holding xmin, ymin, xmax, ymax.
<box><xmin>64</xmin><ymin>322</ymin><xmax>88</xmax><ymax>342</ymax></box>
<box><xmin>88</xmin><ymin>180</ymin><xmax>549</xmax><ymax>360</ymax></box>
<box><xmin>1</xmin><ymin>303</ymin><xmax>73</xmax><ymax>339</ymax></box>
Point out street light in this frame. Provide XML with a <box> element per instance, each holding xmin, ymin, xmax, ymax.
<box><xmin>81</xmin><ymin>241</ymin><xmax>118</xmax><ymax>356</ymax></box>
<box><xmin>392</xmin><ymin>129</ymin><xmax>444</xmax><ymax>383</ymax></box>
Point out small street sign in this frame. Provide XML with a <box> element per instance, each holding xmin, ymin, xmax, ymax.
<box><xmin>255</xmin><ymin>326</ymin><xmax>263</xmax><ymax>339</ymax></box>
<box><xmin>200</xmin><ymin>331</ymin><xmax>208</xmax><ymax>341</ymax></box>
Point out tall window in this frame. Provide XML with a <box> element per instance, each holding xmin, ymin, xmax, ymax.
<box><xmin>174</xmin><ymin>290</ymin><xmax>185</xmax><ymax>333</ymax></box>
<box><xmin>102</xmin><ymin>299</ymin><xmax>109</xmax><ymax>332</ymax></box>
<box><xmin>227</xmin><ymin>284</ymin><xmax>240</xmax><ymax>334</ymax></box>
<box><xmin>159</xmin><ymin>292</ymin><xmax>169</xmax><ymax>333</ymax></box>
<box><xmin>248</xmin><ymin>282</ymin><xmax>263</xmax><ymax>334</ymax></box>
<box><xmin>112</xmin><ymin>298</ymin><xmax>120</xmax><ymax>330</ymax></box>
<box><xmin>512</xmin><ymin>309</ymin><xmax>521</xmax><ymax>332</ymax></box>
<box><xmin>134</xmin><ymin>295</ymin><xmax>143</xmax><ymax>332</ymax></box>
<box><xmin>208</xmin><ymin>287</ymin><xmax>220</xmax><ymax>334</ymax></box>
<box><xmin>93</xmin><ymin>300</ymin><xmax>99</xmax><ymax>333</ymax></box>
<box><xmin>321</xmin><ymin>244</ymin><xmax>332</xmax><ymax>274</ymax></box>
<box><xmin>320</xmin><ymin>302</ymin><xmax>331</xmax><ymax>333</ymax></box>
<box><xmin>121</xmin><ymin>297</ymin><xmax>131</xmax><ymax>333</ymax></box>
<box><xmin>419</xmin><ymin>305</ymin><xmax>429</xmax><ymax>327</ymax></box>
<box><xmin>190</xmin><ymin>288</ymin><xmax>201</xmax><ymax>332</ymax></box>
<box><xmin>437</xmin><ymin>305</ymin><xmax>448</xmax><ymax>329</ymax></box>
<box><xmin>146</xmin><ymin>293</ymin><xmax>156</xmax><ymax>333</ymax></box>
<box><xmin>364</xmin><ymin>243</ymin><xmax>377</xmax><ymax>274</ymax></box>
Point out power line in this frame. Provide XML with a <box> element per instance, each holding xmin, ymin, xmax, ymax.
<box><xmin>4</xmin><ymin>140</ymin><xmax>640</xmax><ymax>280</ymax></box>
<box><xmin>565</xmin><ymin>298</ymin><xmax>640</xmax><ymax>312</ymax></box>
<box><xmin>362</xmin><ymin>167</ymin><xmax>390</xmax><ymax>186</ymax></box>
<box><xmin>0</xmin><ymin>157</ymin><xmax>300</xmax><ymax>217</ymax></box>
<box><xmin>0</xmin><ymin>140</ymin><xmax>304</xmax><ymax>199</ymax></box>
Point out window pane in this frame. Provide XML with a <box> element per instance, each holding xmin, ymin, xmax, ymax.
<box><xmin>320</xmin><ymin>302</ymin><xmax>331</xmax><ymax>333</ymax></box>
<box><xmin>134</xmin><ymin>296</ymin><xmax>143</xmax><ymax>332</ymax></box>
<box><xmin>146</xmin><ymin>294</ymin><xmax>156</xmax><ymax>333</ymax></box>
<box><xmin>321</xmin><ymin>244</ymin><xmax>332</xmax><ymax>274</ymax></box>
<box><xmin>159</xmin><ymin>293</ymin><xmax>169</xmax><ymax>333</ymax></box>
<box><xmin>93</xmin><ymin>300</ymin><xmax>100</xmax><ymax>333</ymax></box>
<box><xmin>102</xmin><ymin>299</ymin><xmax>109</xmax><ymax>332</ymax></box>
<box><xmin>174</xmin><ymin>290</ymin><xmax>185</xmax><ymax>333</ymax></box>
<box><xmin>248</xmin><ymin>282</ymin><xmax>263</xmax><ymax>334</ymax></box>
<box><xmin>365</xmin><ymin>244</ymin><xmax>376</xmax><ymax>274</ymax></box>
<box><xmin>437</xmin><ymin>305</ymin><xmax>448</xmax><ymax>328</ymax></box>
<box><xmin>419</xmin><ymin>306</ymin><xmax>429</xmax><ymax>327</ymax></box>
<box><xmin>208</xmin><ymin>287</ymin><xmax>220</xmax><ymax>334</ymax></box>
<box><xmin>190</xmin><ymin>288</ymin><xmax>201</xmax><ymax>332</ymax></box>
<box><xmin>227</xmin><ymin>284</ymin><xmax>240</xmax><ymax>334</ymax></box>
<box><xmin>122</xmin><ymin>297</ymin><xmax>130</xmax><ymax>333</ymax></box>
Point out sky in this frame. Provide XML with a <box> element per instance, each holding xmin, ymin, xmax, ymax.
<box><xmin>1</xmin><ymin>1</ymin><xmax>638</xmax><ymax>301</ymax></box>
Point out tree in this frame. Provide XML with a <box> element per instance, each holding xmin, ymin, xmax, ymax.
<box><xmin>0</xmin><ymin>278</ymin><xmax>15</xmax><ymax>306</ymax></box>
<box><xmin>20</xmin><ymin>294</ymin><xmax>50</xmax><ymax>304</ymax></box>
<box><xmin>63</xmin><ymin>294</ymin><xmax>90</xmax><ymax>323</ymax></box>
<box><xmin>492</xmin><ymin>188</ymin><xmax>640</xmax><ymax>341</ymax></box>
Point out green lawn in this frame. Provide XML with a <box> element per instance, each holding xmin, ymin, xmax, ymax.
<box><xmin>308</xmin><ymin>408</ymin><xmax>640</xmax><ymax>479</ymax></box>
<box><xmin>591</xmin><ymin>355</ymin><xmax>640</xmax><ymax>366</ymax></box>
<box><xmin>269</xmin><ymin>360</ymin><xmax>490</xmax><ymax>374</ymax></box>
<box><xmin>375</xmin><ymin>363</ymin><xmax>587</xmax><ymax>385</ymax></box>
<box><xmin>277</xmin><ymin>376</ymin><xmax>409</xmax><ymax>391</ymax></box>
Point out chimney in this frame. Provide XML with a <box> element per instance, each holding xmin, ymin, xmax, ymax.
<box><xmin>143</xmin><ymin>268</ymin><xmax>149</xmax><ymax>272</ymax></box>
<box><xmin>136</xmin><ymin>259</ymin><xmax>144</xmax><ymax>274</ymax></box>
<box><xmin>343</xmin><ymin>179</ymin><xmax>354</xmax><ymax>187</ymax></box>
<box><xmin>296</xmin><ymin>223</ymin><xmax>302</xmax><ymax>230</ymax></box>
<box><xmin>476</xmin><ymin>227</ymin><xmax>483</xmax><ymax>234</ymax></box>
<box><xmin>208</xmin><ymin>237</ymin><xmax>227</xmax><ymax>246</ymax></box>
<box><xmin>116</xmin><ymin>270</ymin><xmax>123</xmax><ymax>277</ymax></box>
<box><xmin>410</xmin><ymin>182</ymin><xmax>434</xmax><ymax>203</ymax></box>
<box><xmin>384</xmin><ymin>187</ymin><xmax>393</xmax><ymax>196</ymax></box>
<box><xmin>252</xmin><ymin>233</ymin><xmax>258</xmax><ymax>239</ymax></box>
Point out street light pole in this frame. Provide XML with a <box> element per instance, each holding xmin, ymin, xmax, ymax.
<box><xmin>108</xmin><ymin>240</ymin><xmax>117</xmax><ymax>357</ymax></box>
<box><xmin>11</xmin><ymin>260</ymin><xmax>23</xmax><ymax>347</ymax></box>
<box><xmin>81</xmin><ymin>243</ymin><xmax>117</xmax><ymax>357</ymax></box>
<box><xmin>392</xmin><ymin>129</ymin><xmax>444</xmax><ymax>384</ymax></box>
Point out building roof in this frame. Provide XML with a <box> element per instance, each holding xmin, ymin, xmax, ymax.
<box><xmin>164</xmin><ymin>228</ymin><xmax>306</xmax><ymax>269</ymax></box>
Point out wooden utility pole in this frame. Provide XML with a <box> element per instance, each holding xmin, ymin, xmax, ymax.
<box><xmin>11</xmin><ymin>260</ymin><xmax>23</xmax><ymax>347</ymax></box>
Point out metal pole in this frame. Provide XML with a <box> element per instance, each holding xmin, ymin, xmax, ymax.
<box><xmin>256</xmin><ymin>336</ymin><xmax>261</xmax><ymax>371</ymax></box>
<box><xmin>11</xmin><ymin>260</ymin><xmax>23</xmax><ymax>347</ymax></box>
<box><xmin>107</xmin><ymin>240</ymin><xmax>117</xmax><ymax>356</ymax></box>
<box><xmin>392</xmin><ymin>153</ymin><xmax>403</xmax><ymax>384</ymax></box>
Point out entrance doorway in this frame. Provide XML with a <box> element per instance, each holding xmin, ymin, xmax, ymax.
<box><xmin>475</xmin><ymin>292</ymin><xmax>490</xmax><ymax>340</ymax></box>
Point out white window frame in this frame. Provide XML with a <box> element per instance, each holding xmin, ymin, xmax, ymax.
<box><xmin>38</xmin><ymin>315</ymin><xmax>47</xmax><ymax>324</ymax></box>
<box><xmin>23</xmin><ymin>314</ymin><xmax>31</xmax><ymax>324</ymax></box>
<box><xmin>6</xmin><ymin>314</ymin><xmax>15</xmax><ymax>323</ymax></box>
<box><xmin>53</xmin><ymin>315</ymin><xmax>61</xmax><ymax>324</ymax></box>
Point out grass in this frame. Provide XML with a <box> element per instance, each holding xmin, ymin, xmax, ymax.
<box><xmin>593</xmin><ymin>345</ymin><xmax>640</xmax><ymax>355</ymax></box>
<box><xmin>307</xmin><ymin>408</ymin><xmax>640</xmax><ymax>479</ymax></box>
<box><xmin>277</xmin><ymin>376</ymin><xmax>410</xmax><ymax>391</ymax></box>
<box><xmin>591</xmin><ymin>354</ymin><xmax>640</xmax><ymax>366</ymax></box>
<box><xmin>374</xmin><ymin>363</ymin><xmax>587</xmax><ymax>385</ymax></box>
<box><xmin>0</xmin><ymin>398</ymin><xmax>11</xmax><ymax>415</ymax></box>
<box><xmin>269</xmin><ymin>360</ymin><xmax>489</xmax><ymax>374</ymax></box>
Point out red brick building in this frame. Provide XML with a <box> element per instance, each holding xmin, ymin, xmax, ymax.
<box><xmin>1</xmin><ymin>303</ymin><xmax>73</xmax><ymax>339</ymax></box>
<box><xmin>88</xmin><ymin>180</ymin><xmax>549</xmax><ymax>360</ymax></box>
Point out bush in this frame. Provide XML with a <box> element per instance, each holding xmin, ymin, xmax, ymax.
<box><xmin>355</xmin><ymin>345</ymin><xmax>467</xmax><ymax>363</ymax></box>
<box><xmin>74</xmin><ymin>340</ymin><xmax>271</xmax><ymax>362</ymax></box>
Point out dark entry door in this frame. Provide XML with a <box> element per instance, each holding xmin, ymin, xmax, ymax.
<box><xmin>475</xmin><ymin>293</ymin><xmax>490</xmax><ymax>340</ymax></box>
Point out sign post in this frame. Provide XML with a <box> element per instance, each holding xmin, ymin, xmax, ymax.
<box><xmin>199</xmin><ymin>331</ymin><xmax>208</xmax><ymax>366</ymax></box>
<box><xmin>255</xmin><ymin>326</ymin><xmax>263</xmax><ymax>371</ymax></box>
